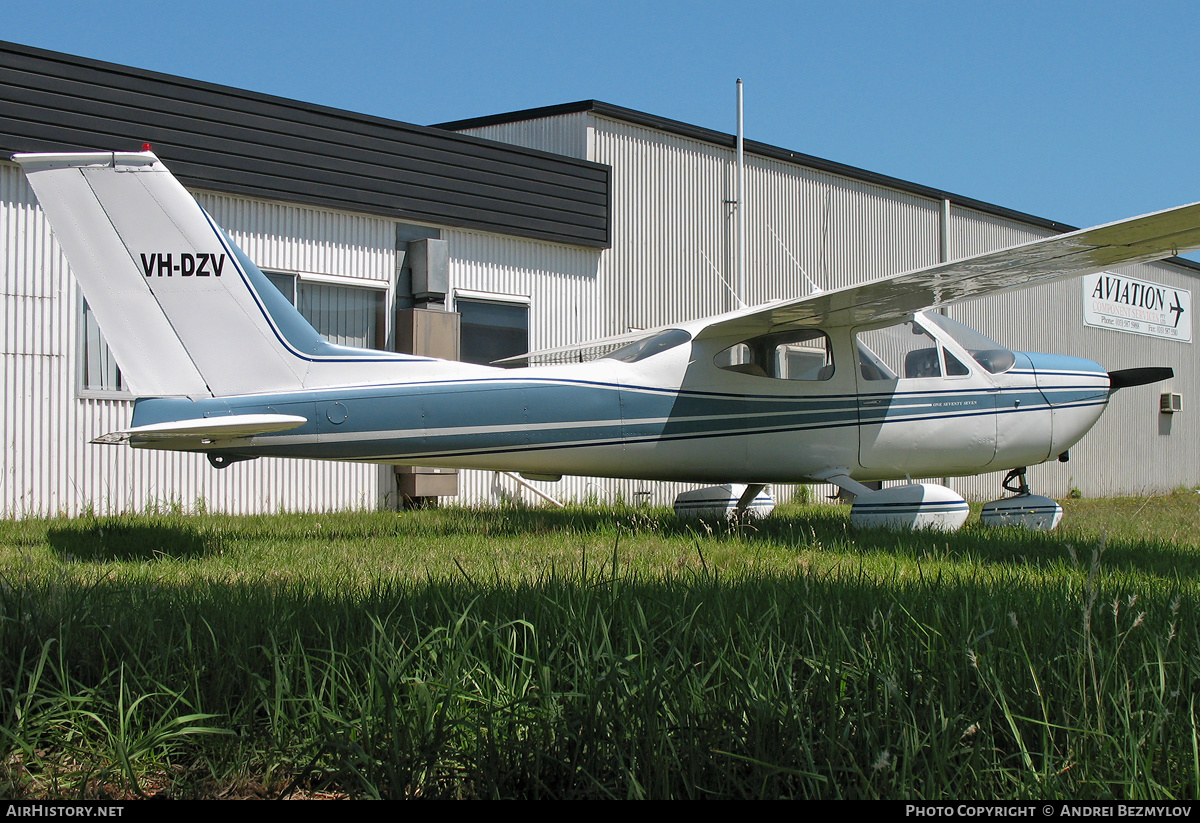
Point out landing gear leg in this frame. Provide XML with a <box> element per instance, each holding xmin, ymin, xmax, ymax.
<box><xmin>734</xmin><ymin>484</ymin><xmax>767</xmax><ymax>518</ymax></box>
<box><xmin>1001</xmin><ymin>467</ymin><xmax>1030</xmax><ymax>497</ymax></box>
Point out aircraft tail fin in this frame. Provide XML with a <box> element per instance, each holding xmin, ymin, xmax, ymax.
<box><xmin>15</xmin><ymin>151</ymin><xmax>410</xmax><ymax>397</ymax></box>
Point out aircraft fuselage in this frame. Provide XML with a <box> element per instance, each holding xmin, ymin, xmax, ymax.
<box><xmin>127</xmin><ymin>319</ymin><xmax>1111</xmax><ymax>486</ymax></box>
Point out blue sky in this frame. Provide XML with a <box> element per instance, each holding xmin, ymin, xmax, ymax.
<box><xmin>8</xmin><ymin>0</ymin><xmax>1200</xmax><ymax>234</ymax></box>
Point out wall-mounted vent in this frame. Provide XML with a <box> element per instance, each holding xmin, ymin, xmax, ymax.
<box><xmin>1161</xmin><ymin>392</ymin><xmax>1183</xmax><ymax>414</ymax></box>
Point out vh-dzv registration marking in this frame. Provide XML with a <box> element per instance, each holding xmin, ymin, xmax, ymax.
<box><xmin>139</xmin><ymin>252</ymin><xmax>226</xmax><ymax>277</ymax></box>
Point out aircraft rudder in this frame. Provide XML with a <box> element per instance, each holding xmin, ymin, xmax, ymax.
<box><xmin>16</xmin><ymin>151</ymin><xmax>212</xmax><ymax>397</ymax></box>
<box><xmin>16</xmin><ymin>151</ymin><xmax>325</xmax><ymax>397</ymax></box>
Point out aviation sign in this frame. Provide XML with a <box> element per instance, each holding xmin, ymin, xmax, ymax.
<box><xmin>1082</xmin><ymin>272</ymin><xmax>1192</xmax><ymax>343</ymax></box>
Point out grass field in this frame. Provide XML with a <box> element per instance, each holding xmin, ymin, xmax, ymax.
<box><xmin>2</xmin><ymin>491</ymin><xmax>1199</xmax><ymax>799</ymax></box>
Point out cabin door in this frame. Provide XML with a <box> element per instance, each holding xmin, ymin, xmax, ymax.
<box><xmin>854</xmin><ymin>320</ymin><xmax>998</xmax><ymax>475</ymax></box>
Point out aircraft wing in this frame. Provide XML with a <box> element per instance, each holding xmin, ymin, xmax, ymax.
<box><xmin>695</xmin><ymin>201</ymin><xmax>1200</xmax><ymax>340</ymax></box>
<box><xmin>506</xmin><ymin>201</ymin><xmax>1200</xmax><ymax>364</ymax></box>
<box><xmin>493</xmin><ymin>328</ymin><xmax>653</xmax><ymax>367</ymax></box>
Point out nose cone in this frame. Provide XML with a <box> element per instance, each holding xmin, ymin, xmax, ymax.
<box><xmin>1019</xmin><ymin>352</ymin><xmax>1110</xmax><ymax>456</ymax></box>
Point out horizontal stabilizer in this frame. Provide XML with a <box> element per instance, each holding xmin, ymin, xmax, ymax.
<box><xmin>92</xmin><ymin>414</ymin><xmax>308</xmax><ymax>445</ymax></box>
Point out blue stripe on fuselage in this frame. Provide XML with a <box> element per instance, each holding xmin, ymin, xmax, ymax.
<box><xmin>200</xmin><ymin>210</ymin><xmax>432</xmax><ymax>365</ymax></box>
<box><xmin>131</xmin><ymin>369</ymin><xmax>1088</xmax><ymax>464</ymax></box>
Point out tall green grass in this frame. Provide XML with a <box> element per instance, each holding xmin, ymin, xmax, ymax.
<box><xmin>2</xmin><ymin>495</ymin><xmax>1199</xmax><ymax>798</ymax></box>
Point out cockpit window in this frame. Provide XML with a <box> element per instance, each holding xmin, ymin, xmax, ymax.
<box><xmin>920</xmin><ymin>312</ymin><xmax>1016</xmax><ymax>374</ymax></box>
<box><xmin>605</xmin><ymin>329</ymin><xmax>692</xmax><ymax>363</ymax></box>
<box><xmin>856</xmin><ymin>321</ymin><xmax>941</xmax><ymax>380</ymax></box>
<box><xmin>944</xmin><ymin>349</ymin><xmax>970</xmax><ymax>376</ymax></box>
<box><xmin>715</xmin><ymin>329</ymin><xmax>834</xmax><ymax>381</ymax></box>
<box><xmin>856</xmin><ymin>340</ymin><xmax>896</xmax><ymax>380</ymax></box>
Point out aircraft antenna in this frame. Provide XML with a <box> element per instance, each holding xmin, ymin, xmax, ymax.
<box><xmin>736</xmin><ymin>79</ymin><xmax>746</xmax><ymax>307</ymax></box>
<box><xmin>818</xmin><ymin>185</ymin><xmax>834</xmax><ymax>287</ymax></box>
<box><xmin>768</xmin><ymin>225</ymin><xmax>822</xmax><ymax>294</ymax></box>
<box><xmin>701</xmin><ymin>249</ymin><xmax>745</xmax><ymax>309</ymax></box>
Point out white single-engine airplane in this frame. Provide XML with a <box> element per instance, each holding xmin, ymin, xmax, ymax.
<box><xmin>15</xmin><ymin>151</ymin><xmax>1200</xmax><ymax>530</ymax></box>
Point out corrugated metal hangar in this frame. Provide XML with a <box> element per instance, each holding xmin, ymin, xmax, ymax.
<box><xmin>2</xmin><ymin>40</ymin><xmax>1197</xmax><ymax>516</ymax></box>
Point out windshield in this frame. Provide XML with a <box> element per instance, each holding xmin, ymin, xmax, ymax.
<box><xmin>921</xmin><ymin>312</ymin><xmax>1016</xmax><ymax>374</ymax></box>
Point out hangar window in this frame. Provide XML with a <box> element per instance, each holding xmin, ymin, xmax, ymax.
<box><xmin>79</xmin><ymin>297</ymin><xmax>125</xmax><ymax>395</ymax></box>
<box><xmin>456</xmin><ymin>294</ymin><xmax>529</xmax><ymax>365</ymax></box>
<box><xmin>265</xmin><ymin>271</ymin><xmax>387</xmax><ymax>350</ymax></box>
<box><xmin>714</xmin><ymin>329</ymin><xmax>834</xmax><ymax>380</ymax></box>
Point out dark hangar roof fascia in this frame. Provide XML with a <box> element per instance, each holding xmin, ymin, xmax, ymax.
<box><xmin>0</xmin><ymin>41</ymin><xmax>611</xmax><ymax>249</ymax></box>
